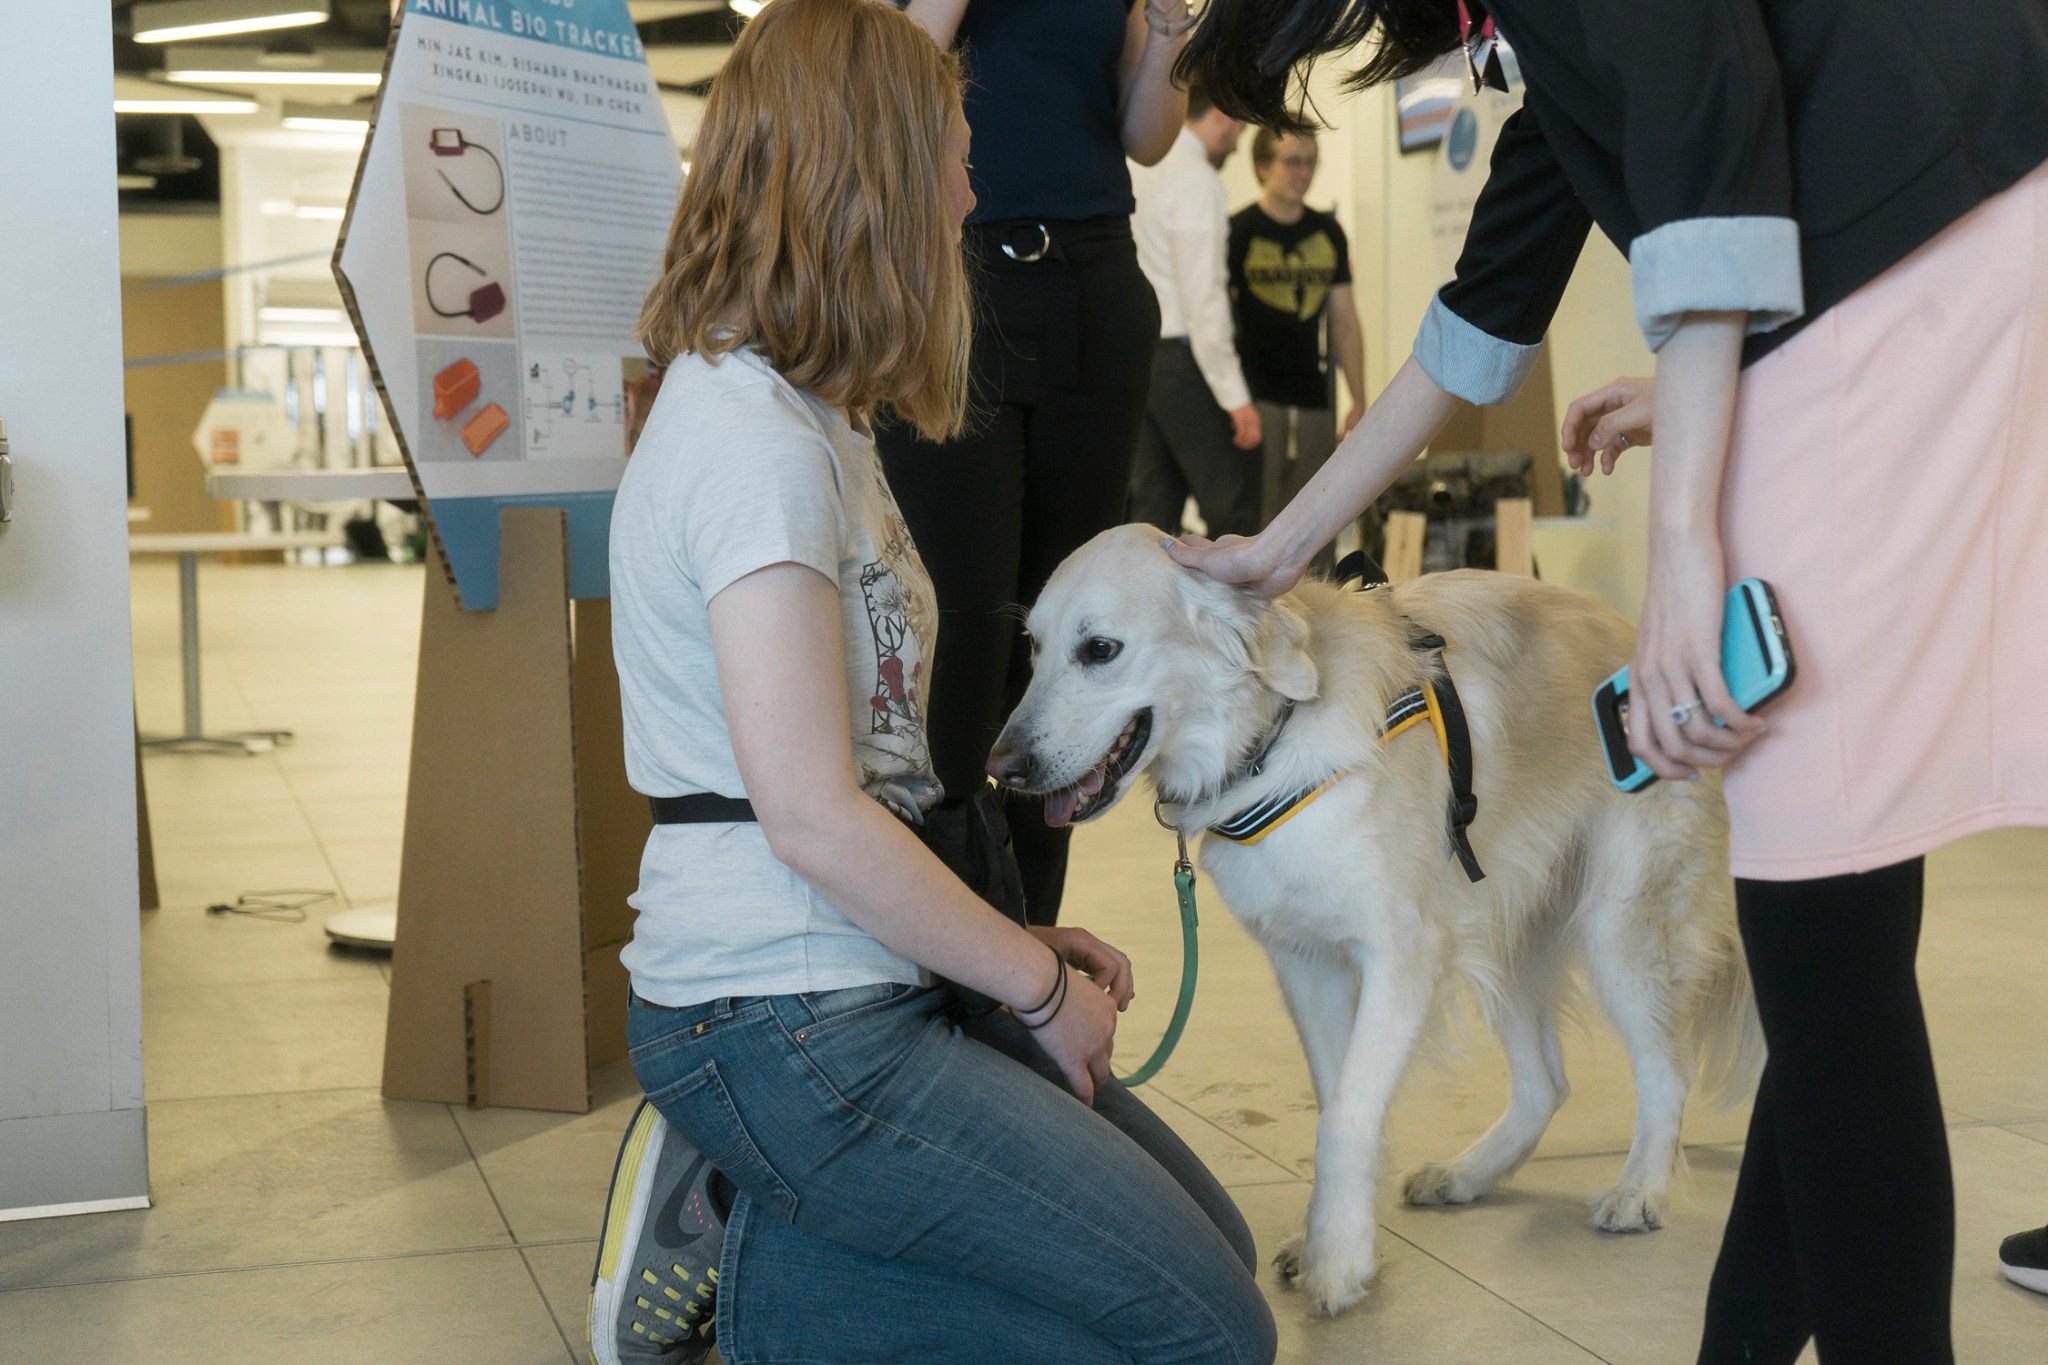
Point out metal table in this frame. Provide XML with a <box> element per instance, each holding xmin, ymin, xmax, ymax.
<box><xmin>205</xmin><ymin>467</ymin><xmax>417</xmax><ymax>502</ymax></box>
<box><xmin>128</xmin><ymin>530</ymin><xmax>345</xmax><ymax>754</ymax></box>
<box><xmin>204</xmin><ymin>468</ymin><xmax>422</xmax><ymax>948</ymax></box>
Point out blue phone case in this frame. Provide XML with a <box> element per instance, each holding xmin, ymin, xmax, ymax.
<box><xmin>1592</xmin><ymin>579</ymin><xmax>1795</xmax><ymax>792</ymax></box>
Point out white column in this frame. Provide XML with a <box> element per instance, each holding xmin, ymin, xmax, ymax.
<box><xmin>0</xmin><ymin>0</ymin><xmax>150</xmax><ymax>1219</ymax></box>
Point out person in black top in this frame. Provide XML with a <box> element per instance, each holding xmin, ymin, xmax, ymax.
<box><xmin>1227</xmin><ymin>128</ymin><xmax>1364</xmax><ymax>568</ymax></box>
<box><xmin>884</xmin><ymin>0</ymin><xmax>1194</xmax><ymax>925</ymax></box>
<box><xmin>1173</xmin><ymin>1</ymin><xmax>2048</xmax><ymax>1359</ymax></box>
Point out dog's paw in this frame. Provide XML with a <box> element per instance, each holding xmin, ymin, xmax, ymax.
<box><xmin>1402</xmin><ymin>1162</ymin><xmax>1493</xmax><ymax>1207</ymax></box>
<box><xmin>1272</xmin><ymin>1232</ymin><xmax>1306</xmax><ymax>1286</ymax></box>
<box><xmin>1299</xmin><ymin>1242</ymin><xmax>1376</xmax><ymax>1317</ymax></box>
<box><xmin>1588</xmin><ymin>1184</ymin><xmax>1667</xmax><ymax>1233</ymax></box>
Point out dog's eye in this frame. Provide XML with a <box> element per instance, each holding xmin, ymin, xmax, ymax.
<box><xmin>1080</xmin><ymin>637</ymin><xmax>1122</xmax><ymax>665</ymax></box>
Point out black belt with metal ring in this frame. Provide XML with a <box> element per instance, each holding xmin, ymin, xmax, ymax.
<box><xmin>999</xmin><ymin>223</ymin><xmax>1052</xmax><ymax>263</ymax></box>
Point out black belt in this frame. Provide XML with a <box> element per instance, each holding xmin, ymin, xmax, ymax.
<box><xmin>646</xmin><ymin>786</ymin><xmax>1026</xmax><ymax>1016</ymax></box>
<box><xmin>648</xmin><ymin>793</ymin><xmax>757</xmax><ymax>824</ymax></box>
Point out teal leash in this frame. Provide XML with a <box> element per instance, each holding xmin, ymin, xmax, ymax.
<box><xmin>1114</xmin><ymin>809</ymin><xmax>1200</xmax><ymax>1089</ymax></box>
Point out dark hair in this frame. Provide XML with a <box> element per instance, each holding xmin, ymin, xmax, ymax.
<box><xmin>1250</xmin><ymin>125</ymin><xmax>1315</xmax><ymax>169</ymax></box>
<box><xmin>1185</xmin><ymin>83</ymin><xmax>1216</xmax><ymax>122</ymax></box>
<box><xmin>1178</xmin><ymin>0</ymin><xmax>1463</xmax><ymax>133</ymax></box>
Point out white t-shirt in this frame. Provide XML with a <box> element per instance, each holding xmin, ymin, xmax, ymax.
<box><xmin>609</xmin><ymin>347</ymin><xmax>941</xmax><ymax>1007</ymax></box>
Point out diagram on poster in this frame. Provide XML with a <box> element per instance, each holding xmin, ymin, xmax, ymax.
<box><xmin>522</xmin><ymin>352</ymin><xmax>628</xmax><ymax>460</ymax></box>
<box><xmin>334</xmin><ymin>0</ymin><xmax>682</xmax><ymax>608</ymax></box>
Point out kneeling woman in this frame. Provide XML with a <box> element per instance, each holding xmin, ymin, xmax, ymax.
<box><xmin>609</xmin><ymin>2</ymin><xmax>1275</xmax><ymax>1361</ymax></box>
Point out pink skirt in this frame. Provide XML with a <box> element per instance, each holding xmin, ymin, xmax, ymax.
<box><xmin>1719</xmin><ymin>159</ymin><xmax>2048</xmax><ymax>880</ymax></box>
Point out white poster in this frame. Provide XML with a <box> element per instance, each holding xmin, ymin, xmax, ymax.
<box><xmin>1430</xmin><ymin>88</ymin><xmax>1520</xmax><ymax>281</ymax></box>
<box><xmin>336</xmin><ymin>0</ymin><xmax>681</xmax><ymax>607</ymax></box>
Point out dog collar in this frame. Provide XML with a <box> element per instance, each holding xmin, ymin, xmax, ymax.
<box><xmin>1207</xmin><ymin>592</ymin><xmax>1486</xmax><ymax>881</ymax></box>
<box><xmin>1207</xmin><ymin>682</ymin><xmax>1433</xmax><ymax>845</ymax></box>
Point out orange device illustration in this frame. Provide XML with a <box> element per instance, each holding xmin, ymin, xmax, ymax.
<box><xmin>461</xmin><ymin>402</ymin><xmax>509</xmax><ymax>456</ymax></box>
<box><xmin>433</xmin><ymin>358</ymin><xmax>480</xmax><ymax>418</ymax></box>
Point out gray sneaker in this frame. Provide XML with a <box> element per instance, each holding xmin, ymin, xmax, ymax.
<box><xmin>587</xmin><ymin>1100</ymin><xmax>727</xmax><ymax>1363</ymax></box>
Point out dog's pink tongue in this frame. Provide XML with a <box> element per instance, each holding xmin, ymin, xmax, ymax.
<box><xmin>1043</xmin><ymin>786</ymin><xmax>1081</xmax><ymax>828</ymax></box>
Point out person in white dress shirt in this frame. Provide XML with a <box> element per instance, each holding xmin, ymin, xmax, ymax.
<box><xmin>1127</xmin><ymin>89</ymin><xmax>1262</xmax><ymax>540</ymax></box>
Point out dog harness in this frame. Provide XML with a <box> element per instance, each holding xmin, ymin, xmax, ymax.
<box><xmin>1207</xmin><ymin>554</ymin><xmax>1486</xmax><ymax>882</ymax></box>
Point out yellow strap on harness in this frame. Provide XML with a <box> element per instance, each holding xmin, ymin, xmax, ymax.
<box><xmin>1211</xmin><ymin>683</ymin><xmax>1451</xmax><ymax>846</ymax></box>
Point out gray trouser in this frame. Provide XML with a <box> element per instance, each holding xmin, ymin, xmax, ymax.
<box><xmin>1258</xmin><ymin>400</ymin><xmax>1341</xmax><ymax>576</ymax></box>
<box><xmin>1128</xmin><ymin>340</ymin><xmax>1262</xmax><ymax>541</ymax></box>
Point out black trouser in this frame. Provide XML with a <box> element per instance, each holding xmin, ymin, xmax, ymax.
<box><xmin>1128</xmin><ymin>340</ymin><xmax>1262</xmax><ymax>542</ymax></box>
<box><xmin>877</xmin><ymin>218</ymin><xmax>1159</xmax><ymax>925</ymax></box>
<box><xmin>1698</xmin><ymin>858</ymin><xmax>1955</xmax><ymax>1363</ymax></box>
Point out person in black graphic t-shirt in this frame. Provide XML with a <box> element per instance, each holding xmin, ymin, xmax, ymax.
<box><xmin>1228</xmin><ymin>128</ymin><xmax>1365</xmax><ymax>572</ymax></box>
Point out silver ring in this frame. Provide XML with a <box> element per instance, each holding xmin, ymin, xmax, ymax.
<box><xmin>1000</xmin><ymin>224</ymin><xmax>1051</xmax><ymax>264</ymax></box>
<box><xmin>1614</xmin><ymin>433</ymin><xmax>1631</xmax><ymax>451</ymax></box>
<box><xmin>1670</xmin><ymin>699</ymin><xmax>1704</xmax><ymax>726</ymax></box>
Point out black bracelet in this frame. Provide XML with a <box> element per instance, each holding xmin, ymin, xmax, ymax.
<box><xmin>1018</xmin><ymin>940</ymin><xmax>1063</xmax><ymax>1018</ymax></box>
<box><xmin>1023</xmin><ymin>962</ymin><xmax>1069</xmax><ymax>1031</ymax></box>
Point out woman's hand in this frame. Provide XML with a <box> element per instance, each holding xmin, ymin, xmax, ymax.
<box><xmin>1629</xmin><ymin>526</ymin><xmax>1764</xmax><ymax>780</ymax></box>
<box><xmin>1163</xmin><ymin>532</ymin><xmax>1301</xmax><ymax>599</ymax></box>
<box><xmin>1022</xmin><ymin>964</ymin><xmax>1121</xmax><ymax>1105</ymax></box>
<box><xmin>1031</xmin><ymin>925</ymin><xmax>1135</xmax><ymax>1010</ymax></box>
<box><xmin>1561</xmin><ymin>376</ymin><xmax>1654</xmax><ymax>476</ymax></box>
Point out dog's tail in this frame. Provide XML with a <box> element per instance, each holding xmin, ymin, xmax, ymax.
<box><xmin>1690</xmin><ymin>927</ymin><xmax>1766</xmax><ymax>1108</ymax></box>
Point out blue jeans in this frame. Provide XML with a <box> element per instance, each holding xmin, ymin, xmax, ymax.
<box><xmin>627</xmin><ymin>983</ymin><xmax>1276</xmax><ymax>1365</ymax></box>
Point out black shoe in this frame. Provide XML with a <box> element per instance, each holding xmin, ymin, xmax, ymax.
<box><xmin>1999</xmin><ymin>1224</ymin><xmax>2048</xmax><ymax>1295</ymax></box>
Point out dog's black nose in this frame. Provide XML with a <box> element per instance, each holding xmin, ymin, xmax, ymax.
<box><xmin>986</xmin><ymin>746</ymin><xmax>1032</xmax><ymax>789</ymax></box>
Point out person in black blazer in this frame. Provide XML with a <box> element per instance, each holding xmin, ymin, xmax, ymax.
<box><xmin>1169</xmin><ymin>2</ymin><xmax>2048</xmax><ymax>1362</ymax></box>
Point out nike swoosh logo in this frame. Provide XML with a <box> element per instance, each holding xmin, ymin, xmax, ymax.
<box><xmin>652</xmin><ymin>1151</ymin><xmax>712</xmax><ymax>1251</ymax></box>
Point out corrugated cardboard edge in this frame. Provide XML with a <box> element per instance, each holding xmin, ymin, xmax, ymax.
<box><xmin>330</xmin><ymin>9</ymin><xmax>458</xmax><ymax>603</ymax></box>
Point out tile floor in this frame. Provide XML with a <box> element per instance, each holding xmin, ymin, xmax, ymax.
<box><xmin>3</xmin><ymin>558</ymin><xmax>2046</xmax><ymax>1362</ymax></box>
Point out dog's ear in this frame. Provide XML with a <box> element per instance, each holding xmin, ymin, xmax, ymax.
<box><xmin>1169</xmin><ymin>563</ymin><xmax>1318</xmax><ymax>700</ymax></box>
<box><xmin>1170</xmin><ymin>561</ymin><xmax>1258</xmax><ymax>668</ymax></box>
<box><xmin>1253</xmin><ymin>598</ymin><xmax>1319</xmax><ymax>701</ymax></box>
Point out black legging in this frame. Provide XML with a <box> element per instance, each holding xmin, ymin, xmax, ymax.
<box><xmin>1699</xmin><ymin>857</ymin><xmax>1954</xmax><ymax>1363</ymax></box>
<box><xmin>878</xmin><ymin>218</ymin><xmax>1160</xmax><ymax>925</ymax></box>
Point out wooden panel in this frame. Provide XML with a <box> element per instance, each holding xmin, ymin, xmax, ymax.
<box><xmin>119</xmin><ymin>277</ymin><xmax>233</xmax><ymax>536</ymax></box>
<box><xmin>1384</xmin><ymin>511</ymin><xmax>1427</xmax><ymax>582</ymax></box>
<box><xmin>1495</xmin><ymin>497</ymin><xmax>1535</xmax><ymax>576</ymax></box>
<box><xmin>134</xmin><ymin>718</ymin><xmax>158</xmax><ymax>912</ymax></box>
<box><xmin>1424</xmin><ymin>345</ymin><xmax>1565</xmax><ymax>516</ymax></box>
<box><xmin>585</xmin><ymin>945</ymin><xmax>631</xmax><ymax>1071</ymax></box>
<box><xmin>382</xmin><ymin>507</ymin><xmax>591</xmax><ymax>1113</ymax></box>
<box><xmin>571</xmin><ymin>595</ymin><xmax>649</xmax><ymax>1068</ymax></box>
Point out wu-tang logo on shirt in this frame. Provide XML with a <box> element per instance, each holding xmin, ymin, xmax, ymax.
<box><xmin>1245</xmin><ymin>233</ymin><xmax>1340</xmax><ymax>320</ymax></box>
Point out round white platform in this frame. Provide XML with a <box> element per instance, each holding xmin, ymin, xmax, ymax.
<box><xmin>324</xmin><ymin>902</ymin><xmax>397</xmax><ymax>951</ymax></box>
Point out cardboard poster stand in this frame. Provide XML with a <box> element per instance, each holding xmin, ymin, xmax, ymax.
<box><xmin>331</xmin><ymin>2</ymin><xmax>676</xmax><ymax>1112</ymax></box>
<box><xmin>380</xmin><ymin>508</ymin><xmax>646</xmax><ymax>1112</ymax></box>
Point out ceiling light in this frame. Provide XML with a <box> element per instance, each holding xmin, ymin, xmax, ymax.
<box><xmin>118</xmin><ymin>174</ymin><xmax>162</xmax><ymax>191</ymax></box>
<box><xmin>730</xmin><ymin>1</ymin><xmax>768</xmax><ymax>17</ymax></box>
<box><xmin>113</xmin><ymin>75</ymin><xmax>260</xmax><ymax>114</ymax></box>
<box><xmin>134</xmin><ymin>1</ymin><xmax>331</xmax><ymax>44</ymax></box>
<box><xmin>164</xmin><ymin>45</ymin><xmax>382</xmax><ymax>87</ymax></box>
<box><xmin>293</xmin><ymin>203</ymin><xmax>346</xmax><ymax>221</ymax></box>
<box><xmin>281</xmin><ymin>99</ymin><xmax>371</xmax><ymax>132</ymax></box>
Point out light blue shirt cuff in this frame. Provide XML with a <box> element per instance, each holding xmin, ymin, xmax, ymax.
<box><xmin>1629</xmin><ymin>215</ymin><xmax>1805</xmax><ymax>352</ymax></box>
<box><xmin>1412</xmin><ymin>292</ymin><xmax>1542</xmax><ymax>406</ymax></box>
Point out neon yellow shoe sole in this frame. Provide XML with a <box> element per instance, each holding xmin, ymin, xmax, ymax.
<box><xmin>587</xmin><ymin>1100</ymin><xmax>723</xmax><ymax>1364</ymax></box>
